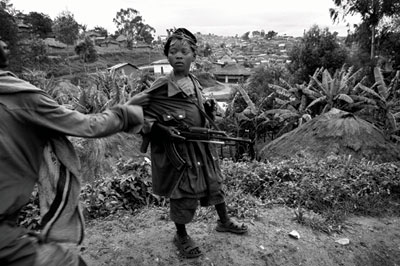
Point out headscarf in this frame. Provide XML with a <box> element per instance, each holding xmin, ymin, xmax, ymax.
<box><xmin>164</xmin><ymin>28</ymin><xmax>197</xmax><ymax>56</ymax></box>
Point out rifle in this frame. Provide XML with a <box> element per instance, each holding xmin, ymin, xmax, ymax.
<box><xmin>176</xmin><ymin>127</ymin><xmax>253</xmax><ymax>146</ymax></box>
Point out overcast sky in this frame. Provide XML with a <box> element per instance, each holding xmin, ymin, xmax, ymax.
<box><xmin>10</xmin><ymin>0</ymin><xmax>360</xmax><ymax>37</ymax></box>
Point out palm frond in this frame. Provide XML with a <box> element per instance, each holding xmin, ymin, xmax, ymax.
<box><xmin>373</xmin><ymin>67</ymin><xmax>389</xmax><ymax>100</ymax></box>
<box><xmin>237</xmin><ymin>83</ymin><xmax>257</xmax><ymax>114</ymax></box>
<box><xmin>307</xmin><ymin>96</ymin><xmax>327</xmax><ymax>109</ymax></box>
<box><xmin>392</xmin><ymin>111</ymin><xmax>400</xmax><ymax>119</ymax></box>
<box><xmin>387</xmin><ymin>112</ymin><xmax>397</xmax><ymax>131</ymax></box>
<box><xmin>350</xmin><ymin>95</ymin><xmax>377</xmax><ymax>105</ymax></box>
<box><xmin>262</xmin><ymin>109</ymin><xmax>299</xmax><ymax>120</ymax></box>
<box><xmin>388</xmin><ymin>70</ymin><xmax>400</xmax><ymax>91</ymax></box>
<box><xmin>355</xmin><ymin>83</ymin><xmax>384</xmax><ymax>101</ymax></box>
<box><xmin>301</xmin><ymin>87</ymin><xmax>319</xmax><ymax>99</ymax></box>
<box><xmin>335</xmin><ymin>93</ymin><xmax>354</xmax><ymax>104</ymax></box>
<box><xmin>270</xmin><ymin>84</ymin><xmax>292</xmax><ymax>98</ymax></box>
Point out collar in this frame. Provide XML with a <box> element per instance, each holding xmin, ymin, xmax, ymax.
<box><xmin>167</xmin><ymin>72</ymin><xmax>202</xmax><ymax>97</ymax></box>
<box><xmin>148</xmin><ymin>72</ymin><xmax>202</xmax><ymax>97</ymax></box>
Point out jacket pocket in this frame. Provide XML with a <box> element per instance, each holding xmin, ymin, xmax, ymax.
<box><xmin>162</xmin><ymin>110</ymin><xmax>186</xmax><ymax>122</ymax></box>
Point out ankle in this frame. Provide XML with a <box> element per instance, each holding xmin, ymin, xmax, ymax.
<box><xmin>175</xmin><ymin>223</ymin><xmax>188</xmax><ymax>237</ymax></box>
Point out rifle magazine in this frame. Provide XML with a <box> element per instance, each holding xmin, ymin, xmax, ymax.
<box><xmin>164</xmin><ymin>142</ymin><xmax>186</xmax><ymax>170</ymax></box>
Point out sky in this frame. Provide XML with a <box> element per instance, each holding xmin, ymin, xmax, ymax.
<box><xmin>10</xmin><ymin>0</ymin><xmax>361</xmax><ymax>37</ymax></box>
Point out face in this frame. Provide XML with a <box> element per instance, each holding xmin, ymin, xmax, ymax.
<box><xmin>0</xmin><ymin>40</ymin><xmax>9</xmax><ymax>68</ymax></box>
<box><xmin>167</xmin><ymin>39</ymin><xmax>195</xmax><ymax>76</ymax></box>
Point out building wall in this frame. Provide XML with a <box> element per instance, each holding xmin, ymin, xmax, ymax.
<box><xmin>154</xmin><ymin>64</ymin><xmax>173</xmax><ymax>75</ymax></box>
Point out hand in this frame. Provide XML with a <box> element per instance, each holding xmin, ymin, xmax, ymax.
<box><xmin>152</xmin><ymin>123</ymin><xmax>185</xmax><ymax>141</ymax></box>
<box><xmin>126</xmin><ymin>92</ymin><xmax>151</xmax><ymax>106</ymax></box>
<box><xmin>204</xmin><ymin>98</ymin><xmax>217</xmax><ymax>120</ymax></box>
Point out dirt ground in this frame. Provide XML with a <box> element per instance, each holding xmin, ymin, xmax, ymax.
<box><xmin>80</xmin><ymin>205</ymin><xmax>400</xmax><ymax>266</ymax></box>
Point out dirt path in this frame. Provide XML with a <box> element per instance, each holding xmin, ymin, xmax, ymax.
<box><xmin>81</xmin><ymin>206</ymin><xmax>400</xmax><ymax>266</ymax></box>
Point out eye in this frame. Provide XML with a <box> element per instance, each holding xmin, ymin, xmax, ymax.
<box><xmin>181</xmin><ymin>49</ymin><xmax>191</xmax><ymax>55</ymax></box>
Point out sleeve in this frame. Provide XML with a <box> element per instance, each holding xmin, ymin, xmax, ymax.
<box><xmin>22</xmin><ymin>92</ymin><xmax>143</xmax><ymax>138</ymax></box>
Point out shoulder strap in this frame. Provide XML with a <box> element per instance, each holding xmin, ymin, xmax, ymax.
<box><xmin>184</xmin><ymin>76</ymin><xmax>222</xmax><ymax>131</ymax></box>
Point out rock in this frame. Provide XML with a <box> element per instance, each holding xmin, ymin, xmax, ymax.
<box><xmin>335</xmin><ymin>238</ymin><xmax>350</xmax><ymax>245</ymax></box>
<box><xmin>289</xmin><ymin>230</ymin><xmax>300</xmax><ymax>239</ymax></box>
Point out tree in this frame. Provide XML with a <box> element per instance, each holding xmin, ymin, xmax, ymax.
<box><xmin>203</xmin><ymin>43</ymin><xmax>212</xmax><ymax>57</ymax></box>
<box><xmin>19</xmin><ymin>39</ymin><xmax>49</xmax><ymax>69</ymax></box>
<box><xmin>0</xmin><ymin>7</ymin><xmax>19</xmax><ymax>72</ymax></box>
<box><xmin>0</xmin><ymin>8</ymin><xmax>17</xmax><ymax>44</ymax></box>
<box><xmin>52</xmin><ymin>10</ymin><xmax>80</xmax><ymax>45</ymax></box>
<box><xmin>113</xmin><ymin>8</ymin><xmax>154</xmax><ymax>47</ymax></box>
<box><xmin>266</xmin><ymin>30</ymin><xmax>278</xmax><ymax>39</ymax></box>
<box><xmin>24</xmin><ymin>12</ymin><xmax>53</xmax><ymax>38</ymax></box>
<box><xmin>305</xmin><ymin>66</ymin><xmax>363</xmax><ymax>115</ymax></box>
<box><xmin>137</xmin><ymin>24</ymin><xmax>155</xmax><ymax>44</ymax></box>
<box><xmin>93</xmin><ymin>26</ymin><xmax>108</xmax><ymax>37</ymax></box>
<box><xmin>330</xmin><ymin>0</ymin><xmax>400</xmax><ymax>59</ymax></box>
<box><xmin>288</xmin><ymin>25</ymin><xmax>348</xmax><ymax>83</ymax></box>
<box><xmin>241</xmin><ymin>31</ymin><xmax>250</xmax><ymax>41</ymax></box>
<box><xmin>75</xmin><ymin>37</ymin><xmax>97</xmax><ymax>63</ymax></box>
<box><xmin>355</xmin><ymin>67</ymin><xmax>400</xmax><ymax>138</ymax></box>
<box><xmin>246</xmin><ymin>64</ymin><xmax>289</xmax><ymax>108</ymax></box>
<box><xmin>376</xmin><ymin>18</ymin><xmax>400</xmax><ymax>70</ymax></box>
<box><xmin>0</xmin><ymin>0</ymin><xmax>16</xmax><ymax>14</ymax></box>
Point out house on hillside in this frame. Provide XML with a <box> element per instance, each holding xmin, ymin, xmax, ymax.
<box><xmin>116</xmin><ymin>35</ymin><xmax>128</xmax><ymax>47</ymax></box>
<box><xmin>151</xmin><ymin>59</ymin><xmax>173</xmax><ymax>75</ymax></box>
<box><xmin>211</xmin><ymin>63</ymin><xmax>251</xmax><ymax>84</ymax></box>
<box><xmin>107</xmin><ymin>62</ymin><xmax>139</xmax><ymax>77</ymax></box>
<box><xmin>44</xmin><ymin>38</ymin><xmax>67</xmax><ymax>53</ymax></box>
<box><xmin>217</xmin><ymin>55</ymin><xmax>236</xmax><ymax>65</ymax></box>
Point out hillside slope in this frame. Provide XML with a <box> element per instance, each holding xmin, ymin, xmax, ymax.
<box><xmin>49</xmin><ymin>47</ymin><xmax>165</xmax><ymax>78</ymax></box>
<box><xmin>81</xmin><ymin>206</ymin><xmax>400</xmax><ymax>266</ymax></box>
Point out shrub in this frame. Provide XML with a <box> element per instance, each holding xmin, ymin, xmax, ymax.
<box><xmin>80</xmin><ymin>159</ymin><xmax>161</xmax><ymax>219</ymax></box>
<box><xmin>18</xmin><ymin>153</ymin><xmax>400</xmax><ymax>234</ymax></box>
<box><xmin>220</xmin><ymin>154</ymin><xmax>400</xmax><ymax>233</ymax></box>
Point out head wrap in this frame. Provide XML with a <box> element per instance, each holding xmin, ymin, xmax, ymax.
<box><xmin>164</xmin><ymin>28</ymin><xmax>197</xmax><ymax>56</ymax></box>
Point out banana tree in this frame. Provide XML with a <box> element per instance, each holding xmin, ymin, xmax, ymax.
<box><xmin>305</xmin><ymin>66</ymin><xmax>363</xmax><ymax>115</ymax></box>
<box><xmin>355</xmin><ymin>67</ymin><xmax>400</xmax><ymax>139</ymax></box>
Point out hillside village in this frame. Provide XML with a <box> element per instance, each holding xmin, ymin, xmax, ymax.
<box><xmin>12</xmin><ymin>13</ymin><xmax>300</xmax><ymax>85</ymax></box>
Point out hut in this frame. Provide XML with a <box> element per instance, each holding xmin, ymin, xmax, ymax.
<box><xmin>107</xmin><ymin>63</ymin><xmax>139</xmax><ymax>77</ymax></box>
<box><xmin>259</xmin><ymin>108</ymin><xmax>400</xmax><ymax>163</ymax></box>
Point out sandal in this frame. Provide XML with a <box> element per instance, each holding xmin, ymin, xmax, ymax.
<box><xmin>173</xmin><ymin>234</ymin><xmax>203</xmax><ymax>258</ymax></box>
<box><xmin>216</xmin><ymin>219</ymin><xmax>248</xmax><ymax>234</ymax></box>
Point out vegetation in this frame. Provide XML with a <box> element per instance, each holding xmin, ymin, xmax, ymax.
<box><xmin>330</xmin><ymin>0</ymin><xmax>400</xmax><ymax>59</ymax></box>
<box><xmin>52</xmin><ymin>10</ymin><xmax>80</xmax><ymax>45</ymax></box>
<box><xmin>24</xmin><ymin>11</ymin><xmax>53</xmax><ymax>38</ymax></box>
<box><xmin>288</xmin><ymin>25</ymin><xmax>348</xmax><ymax>84</ymax></box>
<box><xmin>18</xmin><ymin>154</ymin><xmax>400</xmax><ymax>235</ymax></box>
<box><xmin>75</xmin><ymin>37</ymin><xmax>98</xmax><ymax>63</ymax></box>
<box><xmin>113</xmin><ymin>8</ymin><xmax>155</xmax><ymax>47</ymax></box>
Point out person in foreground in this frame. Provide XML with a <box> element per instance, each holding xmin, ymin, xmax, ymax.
<box><xmin>141</xmin><ymin>28</ymin><xmax>248</xmax><ymax>258</ymax></box>
<box><xmin>0</xmin><ymin>39</ymin><xmax>149</xmax><ymax>265</ymax></box>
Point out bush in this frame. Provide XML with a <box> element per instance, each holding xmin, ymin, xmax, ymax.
<box><xmin>220</xmin><ymin>154</ymin><xmax>400</xmax><ymax>233</ymax></box>
<box><xmin>80</xmin><ymin>159</ymin><xmax>161</xmax><ymax>219</ymax></box>
<box><xmin>18</xmin><ymin>154</ymin><xmax>400</xmax><ymax>234</ymax></box>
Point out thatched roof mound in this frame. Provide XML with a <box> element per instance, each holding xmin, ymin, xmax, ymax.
<box><xmin>259</xmin><ymin>109</ymin><xmax>400</xmax><ymax>163</ymax></box>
